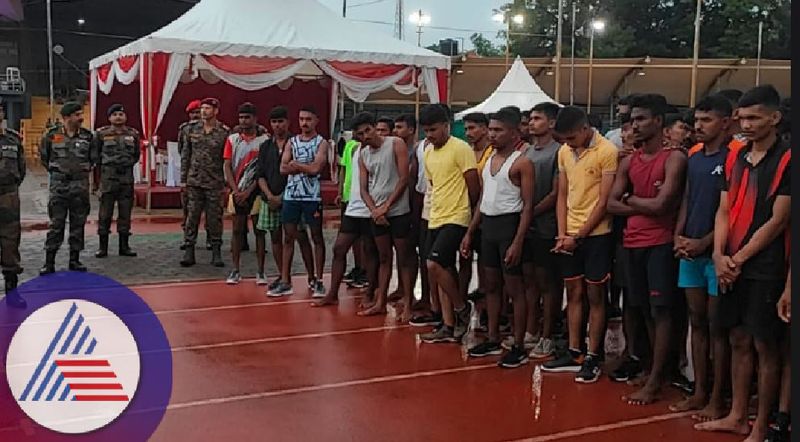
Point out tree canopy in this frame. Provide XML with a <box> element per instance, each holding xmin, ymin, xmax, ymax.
<box><xmin>471</xmin><ymin>0</ymin><xmax>790</xmax><ymax>59</ymax></box>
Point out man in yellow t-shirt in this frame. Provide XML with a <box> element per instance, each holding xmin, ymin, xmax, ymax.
<box><xmin>418</xmin><ymin>104</ymin><xmax>481</xmax><ymax>345</ymax></box>
<box><xmin>545</xmin><ymin>106</ymin><xmax>618</xmax><ymax>378</ymax></box>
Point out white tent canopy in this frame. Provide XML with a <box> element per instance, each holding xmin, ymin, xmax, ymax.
<box><xmin>88</xmin><ymin>0</ymin><xmax>450</xmax><ymax>137</ymax></box>
<box><xmin>455</xmin><ymin>56</ymin><xmax>556</xmax><ymax>120</ymax></box>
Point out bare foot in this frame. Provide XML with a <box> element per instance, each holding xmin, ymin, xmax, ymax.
<box><xmin>357</xmin><ymin>304</ymin><xmax>387</xmax><ymax>317</ymax></box>
<box><xmin>742</xmin><ymin>428</ymin><xmax>765</xmax><ymax>442</ymax></box>
<box><xmin>627</xmin><ymin>372</ymin><xmax>649</xmax><ymax>387</ymax></box>
<box><xmin>623</xmin><ymin>384</ymin><xmax>661</xmax><ymax>405</ymax></box>
<box><xmin>692</xmin><ymin>402</ymin><xmax>727</xmax><ymax>422</ymax></box>
<box><xmin>311</xmin><ymin>296</ymin><xmax>338</xmax><ymax>307</ymax></box>
<box><xmin>398</xmin><ymin>309</ymin><xmax>412</xmax><ymax>323</ymax></box>
<box><xmin>669</xmin><ymin>394</ymin><xmax>707</xmax><ymax>412</ymax></box>
<box><xmin>359</xmin><ymin>297</ymin><xmax>375</xmax><ymax>309</ymax></box>
<box><xmin>693</xmin><ymin>415</ymin><xmax>750</xmax><ymax>435</ymax></box>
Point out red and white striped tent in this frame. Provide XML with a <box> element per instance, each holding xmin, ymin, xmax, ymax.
<box><xmin>87</xmin><ymin>0</ymin><xmax>451</xmax><ymax>141</ymax></box>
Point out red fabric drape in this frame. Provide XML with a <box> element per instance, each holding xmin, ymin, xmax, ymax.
<box><xmin>204</xmin><ymin>55</ymin><xmax>299</xmax><ymax>75</ymax></box>
<box><xmin>325</xmin><ymin>61</ymin><xmax>407</xmax><ymax>79</ymax></box>
<box><xmin>117</xmin><ymin>55</ymin><xmax>139</xmax><ymax>73</ymax></box>
<box><xmin>436</xmin><ymin>68</ymin><xmax>449</xmax><ymax>104</ymax></box>
<box><xmin>96</xmin><ymin>77</ymin><xmax>332</xmax><ymax>145</ymax></box>
<box><xmin>97</xmin><ymin>63</ymin><xmax>112</xmax><ymax>83</ymax></box>
<box><xmin>140</xmin><ymin>53</ymin><xmax>171</xmax><ymax>139</ymax></box>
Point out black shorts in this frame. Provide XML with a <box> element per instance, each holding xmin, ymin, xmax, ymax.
<box><xmin>479</xmin><ymin>213</ymin><xmax>522</xmax><ymax>275</ymax></box>
<box><xmin>714</xmin><ymin>278</ymin><xmax>784</xmax><ymax>341</ymax></box>
<box><xmin>372</xmin><ymin>213</ymin><xmax>411</xmax><ymax>238</ymax></box>
<box><xmin>233</xmin><ymin>193</ymin><xmax>258</xmax><ymax>215</ymax></box>
<box><xmin>560</xmin><ymin>233</ymin><xmax>613</xmax><ymax>283</ymax></box>
<box><xmin>523</xmin><ymin>235</ymin><xmax>556</xmax><ymax>268</ymax></box>
<box><xmin>418</xmin><ymin>219</ymin><xmax>430</xmax><ymax>254</ymax></box>
<box><xmin>612</xmin><ymin>242</ymin><xmax>628</xmax><ymax>288</ymax></box>
<box><xmin>340</xmin><ymin>215</ymin><xmax>372</xmax><ymax>237</ymax></box>
<box><xmin>426</xmin><ymin>224</ymin><xmax>467</xmax><ymax>269</ymax></box>
<box><xmin>623</xmin><ymin>243</ymin><xmax>678</xmax><ymax>309</ymax></box>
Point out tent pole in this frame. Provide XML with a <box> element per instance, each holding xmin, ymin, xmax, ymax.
<box><xmin>146</xmin><ymin>53</ymin><xmax>152</xmax><ymax>215</ymax></box>
<box><xmin>554</xmin><ymin>0</ymin><xmax>563</xmax><ymax>102</ymax></box>
<box><xmin>414</xmin><ymin>68</ymin><xmax>420</xmax><ymax>123</ymax></box>
<box><xmin>46</xmin><ymin>0</ymin><xmax>54</xmax><ymax>122</ymax></box>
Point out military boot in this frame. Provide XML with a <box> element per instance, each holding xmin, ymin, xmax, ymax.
<box><xmin>180</xmin><ymin>246</ymin><xmax>196</xmax><ymax>267</ymax></box>
<box><xmin>39</xmin><ymin>251</ymin><xmax>56</xmax><ymax>275</ymax></box>
<box><xmin>210</xmin><ymin>245</ymin><xmax>224</xmax><ymax>268</ymax></box>
<box><xmin>4</xmin><ymin>272</ymin><xmax>25</xmax><ymax>309</ymax></box>
<box><xmin>95</xmin><ymin>235</ymin><xmax>109</xmax><ymax>258</ymax></box>
<box><xmin>119</xmin><ymin>234</ymin><xmax>137</xmax><ymax>257</ymax></box>
<box><xmin>68</xmin><ymin>251</ymin><xmax>87</xmax><ymax>272</ymax></box>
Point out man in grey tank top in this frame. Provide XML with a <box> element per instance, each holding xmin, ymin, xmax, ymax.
<box><xmin>352</xmin><ymin>112</ymin><xmax>415</xmax><ymax>322</ymax></box>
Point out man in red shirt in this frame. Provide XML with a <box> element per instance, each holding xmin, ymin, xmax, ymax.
<box><xmin>608</xmin><ymin>94</ymin><xmax>687</xmax><ymax>405</ymax></box>
<box><xmin>223</xmin><ymin>103</ymin><xmax>269</xmax><ymax>285</ymax></box>
<box><xmin>696</xmin><ymin>85</ymin><xmax>790</xmax><ymax>442</ymax></box>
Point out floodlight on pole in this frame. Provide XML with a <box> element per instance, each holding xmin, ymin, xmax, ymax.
<box><xmin>512</xmin><ymin>14</ymin><xmax>524</xmax><ymax>25</ymax></box>
<box><xmin>587</xmin><ymin>18</ymin><xmax>606</xmax><ymax>114</ymax></box>
<box><xmin>591</xmin><ymin>19</ymin><xmax>605</xmax><ymax>32</ymax></box>
<box><xmin>408</xmin><ymin>10</ymin><xmax>430</xmax><ymax>26</ymax></box>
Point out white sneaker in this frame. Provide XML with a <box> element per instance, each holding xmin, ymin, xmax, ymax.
<box><xmin>226</xmin><ymin>269</ymin><xmax>241</xmax><ymax>285</ymax></box>
<box><xmin>256</xmin><ymin>272</ymin><xmax>268</xmax><ymax>286</ymax></box>
<box><xmin>502</xmin><ymin>332</ymin><xmax>538</xmax><ymax>351</ymax></box>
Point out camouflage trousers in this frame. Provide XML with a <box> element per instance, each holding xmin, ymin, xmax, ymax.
<box><xmin>184</xmin><ymin>186</ymin><xmax>223</xmax><ymax>247</ymax></box>
<box><xmin>97</xmin><ymin>179</ymin><xmax>134</xmax><ymax>236</ymax></box>
<box><xmin>0</xmin><ymin>188</ymin><xmax>21</xmax><ymax>274</ymax></box>
<box><xmin>181</xmin><ymin>189</ymin><xmax>209</xmax><ymax>236</ymax></box>
<box><xmin>45</xmin><ymin>178</ymin><xmax>90</xmax><ymax>252</ymax></box>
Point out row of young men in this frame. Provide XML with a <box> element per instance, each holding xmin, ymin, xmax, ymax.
<box><xmin>176</xmin><ymin>98</ymin><xmax>332</xmax><ymax>298</ymax></box>
<box><xmin>311</xmin><ymin>86</ymin><xmax>790</xmax><ymax>442</ymax></box>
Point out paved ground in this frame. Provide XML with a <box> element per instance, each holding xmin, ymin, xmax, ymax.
<box><xmin>18</xmin><ymin>229</ymin><xmax>344</xmax><ymax>286</ymax></box>
<box><xmin>18</xmin><ymin>163</ymin><xmax>348</xmax><ymax>286</ymax></box>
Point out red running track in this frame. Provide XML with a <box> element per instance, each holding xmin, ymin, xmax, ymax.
<box><xmin>6</xmin><ymin>276</ymin><xmax>744</xmax><ymax>441</ymax></box>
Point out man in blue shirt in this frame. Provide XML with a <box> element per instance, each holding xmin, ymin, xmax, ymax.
<box><xmin>670</xmin><ymin>94</ymin><xmax>740</xmax><ymax>420</ymax></box>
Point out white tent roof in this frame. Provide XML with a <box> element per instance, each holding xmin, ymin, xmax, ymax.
<box><xmin>89</xmin><ymin>0</ymin><xmax>449</xmax><ymax>70</ymax></box>
<box><xmin>455</xmin><ymin>57</ymin><xmax>556</xmax><ymax>120</ymax></box>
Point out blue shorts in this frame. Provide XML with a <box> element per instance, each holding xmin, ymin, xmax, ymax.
<box><xmin>678</xmin><ymin>257</ymin><xmax>718</xmax><ymax>296</ymax></box>
<box><xmin>281</xmin><ymin>200</ymin><xmax>322</xmax><ymax>227</ymax></box>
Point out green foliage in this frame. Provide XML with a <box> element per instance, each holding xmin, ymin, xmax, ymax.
<box><xmin>498</xmin><ymin>0</ymin><xmax>790</xmax><ymax>59</ymax></box>
<box><xmin>470</xmin><ymin>33</ymin><xmax>503</xmax><ymax>57</ymax></box>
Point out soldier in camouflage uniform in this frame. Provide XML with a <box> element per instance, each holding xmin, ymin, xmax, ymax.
<box><xmin>178</xmin><ymin>100</ymin><xmax>210</xmax><ymax>250</ymax></box>
<box><xmin>92</xmin><ymin>104</ymin><xmax>140</xmax><ymax>258</ymax></box>
<box><xmin>39</xmin><ymin>102</ymin><xmax>96</xmax><ymax>274</ymax></box>
<box><xmin>180</xmin><ymin>97</ymin><xmax>229</xmax><ymax>267</ymax></box>
<box><xmin>0</xmin><ymin>104</ymin><xmax>27</xmax><ymax>308</ymax></box>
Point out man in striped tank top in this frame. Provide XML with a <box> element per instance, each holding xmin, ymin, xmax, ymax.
<box><xmin>275</xmin><ymin>107</ymin><xmax>329</xmax><ymax>297</ymax></box>
<box><xmin>608</xmin><ymin>94</ymin><xmax>687</xmax><ymax>405</ymax></box>
<box><xmin>460</xmin><ymin>108</ymin><xmax>534</xmax><ymax>368</ymax></box>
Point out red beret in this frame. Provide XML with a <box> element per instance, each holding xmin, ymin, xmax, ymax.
<box><xmin>185</xmin><ymin>100</ymin><xmax>201</xmax><ymax>113</ymax></box>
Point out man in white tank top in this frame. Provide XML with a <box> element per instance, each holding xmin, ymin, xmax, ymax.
<box><xmin>460</xmin><ymin>108</ymin><xmax>535</xmax><ymax>368</ymax></box>
<box><xmin>351</xmin><ymin>112</ymin><xmax>414</xmax><ymax>321</ymax></box>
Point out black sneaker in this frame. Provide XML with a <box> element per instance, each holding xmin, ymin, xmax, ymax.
<box><xmin>420</xmin><ymin>325</ymin><xmax>457</xmax><ymax>344</ymax></box>
<box><xmin>467</xmin><ymin>289</ymin><xmax>485</xmax><ymax>302</ymax></box>
<box><xmin>575</xmin><ymin>354</ymin><xmax>602</xmax><ymax>383</ymax></box>
<box><xmin>409</xmin><ymin>311</ymin><xmax>443</xmax><ymax>327</ymax></box>
<box><xmin>467</xmin><ymin>341</ymin><xmax>503</xmax><ymax>358</ymax></box>
<box><xmin>499</xmin><ymin>345</ymin><xmax>529</xmax><ymax>369</ymax></box>
<box><xmin>453</xmin><ymin>301</ymin><xmax>473</xmax><ymax>340</ymax></box>
<box><xmin>671</xmin><ymin>374</ymin><xmax>694</xmax><ymax>395</ymax></box>
<box><xmin>765</xmin><ymin>411</ymin><xmax>790</xmax><ymax>442</ymax></box>
<box><xmin>541</xmin><ymin>348</ymin><xmax>584</xmax><ymax>373</ymax></box>
<box><xmin>609</xmin><ymin>356</ymin><xmax>643</xmax><ymax>382</ymax></box>
<box><xmin>343</xmin><ymin>267</ymin><xmax>358</xmax><ymax>283</ymax></box>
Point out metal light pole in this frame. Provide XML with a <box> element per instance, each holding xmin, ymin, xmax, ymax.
<box><xmin>505</xmin><ymin>18</ymin><xmax>511</xmax><ymax>68</ymax></box>
<box><xmin>554</xmin><ymin>0</ymin><xmax>563</xmax><ymax>102</ymax></box>
<box><xmin>689</xmin><ymin>0</ymin><xmax>702</xmax><ymax>107</ymax></box>
<box><xmin>569</xmin><ymin>2</ymin><xmax>576</xmax><ymax>105</ymax></box>
<box><xmin>756</xmin><ymin>20</ymin><xmax>763</xmax><ymax>85</ymax></box>
<box><xmin>409</xmin><ymin>10</ymin><xmax>430</xmax><ymax>121</ymax></box>
<box><xmin>587</xmin><ymin>20</ymin><xmax>604</xmax><ymax>114</ymax></box>
<box><xmin>46</xmin><ymin>0</ymin><xmax>55</xmax><ymax>122</ymax></box>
